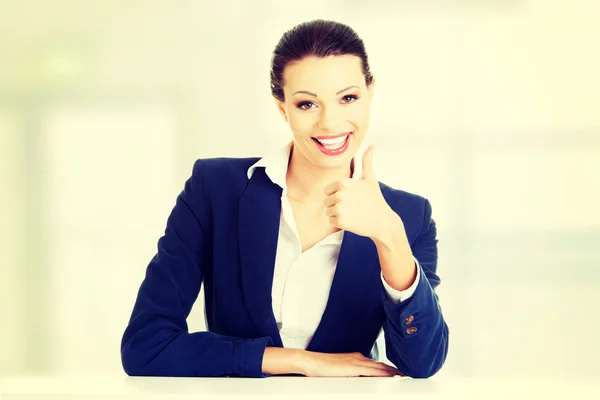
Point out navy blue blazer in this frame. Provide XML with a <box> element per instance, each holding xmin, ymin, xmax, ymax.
<box><xmin>121</xmin><ymin>157</ymin><xmax>449</xmax><ymax>378</ymax></box>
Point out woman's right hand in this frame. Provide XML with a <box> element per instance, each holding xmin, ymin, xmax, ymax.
<box><xmin>262</xmin><ymin>347</ymin><xmax>402</xmax><ymax>377</ymax></box>
<box><xmin>298</xmin><ymin>351</ymin><xmax>403</xmax><ymax>377</ymax></box>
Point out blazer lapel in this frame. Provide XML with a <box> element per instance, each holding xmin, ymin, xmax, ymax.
<box><xmin>238</xmin><ymin>168</ymin><xmax>284</xmax><ymax>347</ymax></box>
<box><xmin>306</xmin><ymin>230</ymin><xmax>380</xmax><ymax>352</ymax></box>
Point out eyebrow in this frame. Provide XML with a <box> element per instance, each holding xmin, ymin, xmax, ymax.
<box><xmin>292</xmin><ymin>85</ymin><xmax>360</xmax><ymax>97</ymax></box>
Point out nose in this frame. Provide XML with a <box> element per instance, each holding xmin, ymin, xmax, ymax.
<box><xmin>317</xmin><ymin>105</ymin><xmax>344</xmax><ymax>132</ymax></box>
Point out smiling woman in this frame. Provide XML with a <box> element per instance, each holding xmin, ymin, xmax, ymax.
<box><xmin>121</xmin><ymin>19</ymin><xmax>448</xmax><ymax>379</ymax></box>
<box><xmin>271</xmin><ymin>24</ymin><xmax>374</xmax><ymax>167</ymax></box>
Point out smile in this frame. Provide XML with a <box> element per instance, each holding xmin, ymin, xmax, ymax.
<box><xmin>311</xmin><ymin>132</ymin><xmax>352</xmax><ymax>156</ymax></box>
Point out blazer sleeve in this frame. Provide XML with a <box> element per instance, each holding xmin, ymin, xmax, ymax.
<box><xmin>120</xmin><ymin>159</ymin><xmax>273</xmax><ymax>378</ymax></box>
<box><xmin>382</xmin><ymin>198</ymin><xmax>449</xmax><ymax>378</ymax></box>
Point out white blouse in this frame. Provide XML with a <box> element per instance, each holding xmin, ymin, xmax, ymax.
<box><xmin>247</xmin><ymin>142</ymin><xmax>420</xmax><ymax>349</ymax></box>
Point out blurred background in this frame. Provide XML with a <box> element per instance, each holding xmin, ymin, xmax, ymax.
<box><xmin>1</xmin><ymin>0</ymin><xmax>599</xmax><ymax>382</ymax></box>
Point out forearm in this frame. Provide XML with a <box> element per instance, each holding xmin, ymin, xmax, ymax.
<box><xmin>262</xmin><ymin>347</ymin><xmax>306</xmax><ymax>375</ymax></box>
<box><xmin>379</xmin><ymin>198</ymin><xmax>448</xmax><ymax>378</ymax></box>
<box><xmin>383</xmin><ymin>276</ymin><xmax>449</xmax><ymax>378</ymax></box>
<box><xmin>121</xmin><ymin>327</ymin><xmax>273</xmax><ymax>377</ymax></box>
<box><xmin>371</xmin><ymin>211</ymin><xmax>417</xmax><ymax>291</ymax></box>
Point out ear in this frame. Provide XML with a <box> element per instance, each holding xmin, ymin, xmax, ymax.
<box><xmin>273</xmin><ymin>97</ymin><xmax>288</xmax><ymax>123</ymax></box>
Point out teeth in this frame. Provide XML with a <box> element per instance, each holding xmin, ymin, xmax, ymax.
<box><xmin>315</xmin><ymin>134</ymin><xmax>349</xmax><ymax>151</ymax></box>
<box><xmin>316</xmin><ymin>135</ymin><xmax>348</xmax><ymax>145</ymax></box>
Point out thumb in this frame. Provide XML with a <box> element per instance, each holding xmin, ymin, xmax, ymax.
<box><xmin>360</xmin><ymin>145</ymin><xmax>377</xmax><ymax>180</ymax></box>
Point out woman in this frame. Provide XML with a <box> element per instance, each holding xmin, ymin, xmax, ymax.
<box><xmin>121</xmin><ymin>19</ymin><xmax>448</xmax><ymax>379</ymax></box>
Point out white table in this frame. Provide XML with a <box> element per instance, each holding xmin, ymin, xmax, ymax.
<box><xmin>1</xmin><ymin>375</ymin><xmax>598</xmax><ymax>399</ymax></box>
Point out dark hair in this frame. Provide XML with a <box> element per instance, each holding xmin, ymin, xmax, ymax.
<box><xmin>270</xmin><ymin>19</ymin><xmax>374</xmax><ymax>102</ymax></box>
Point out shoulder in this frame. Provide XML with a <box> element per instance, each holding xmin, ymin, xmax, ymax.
<box><xmin>378</xmin><ymin>181</ymin><xmax>434</xmax><ymax>237</ymax></box>
<box><xmin>378</xmin><ymin>181</ymin><xmax>429</xmax><ymax>210</ymax></box>
<box><xmin>189</xmin><ymin>157</ymin><xmax>259</xmax><ymax>186</ymax></box>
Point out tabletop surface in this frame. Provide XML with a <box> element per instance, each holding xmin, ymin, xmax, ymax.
<box><xmin>1</xmin><ymin>374</ymin><xmax>599</xmax><ymax>399</ymax></box>
<box><xmin>0</xmin><ymin>375</ymin><xmax>600</xmax><ymax>400</ymax></box>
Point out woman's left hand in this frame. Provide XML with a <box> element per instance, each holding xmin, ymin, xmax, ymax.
<box><xmin>324</xmin><ymin>145</ymin><xmax>399</xmax><ymax>240</ymax></box>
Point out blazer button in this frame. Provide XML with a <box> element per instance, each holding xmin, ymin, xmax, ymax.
<box><xmin>404</xmin><ymin>315</ymin><xmax>414</xmax><ymax>325</ymax></box>
<box><xmin>406</xmin><ymin>326</ymin><xmax>418</xmax><ymax>335</ymax></box>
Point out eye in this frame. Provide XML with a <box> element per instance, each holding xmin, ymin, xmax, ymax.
<box><xmin>297</xmin><ymin>101</ymin><xmax>316</xmax><ymax>110</ymax></box>
<box><xmin>342</xmin><ymin>94</ymin><xmax>359</xmax><ymax>103</ymax></box>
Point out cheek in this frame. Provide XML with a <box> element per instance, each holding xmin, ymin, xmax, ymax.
<box><xmin>289</xmin><ymin>112</ymin><xmax>317</xmax><ymax>136</ymax></box>
<box><xmin>351</xmin><ymin>104</ymin><xmax>371</xmax><ymax>127</ymax></box>
<box><xmin>337</xmin><ymin>103</ymin><xmax>370</xmax><ymax>130</ymax></box>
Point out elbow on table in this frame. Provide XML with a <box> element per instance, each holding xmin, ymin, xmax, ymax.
<box><xmin>121</xmin><ymin>348</ymin><xmax>177</xmax><ymax>377</ymax></box>
<box><xmin>403</xmin><ymin>351</ymin><xmax>447</xmax><ymax>379</ymax></box>
<box><xmin>120</xmin><ymin>333</ymin><xmax>170</xmax><ymax>377</ymax></box>
<box><xmin>121</xmin><ymin>345</ymin><xmax>153</xmax><ymax>377</ymax></box>
<box><xmin>407</xmin><ymin>360</ymin><xmax>444</xmax><ymax>379</ymax></box>
<box><xmin>120</xmin><ymin>337</ymin><xmax>218</xmax><ymax>378</ymax></box>
<box><xmin>406</xmin><ymin>323</ymin><xmax>449</xmax><ymax>379</ymax></box>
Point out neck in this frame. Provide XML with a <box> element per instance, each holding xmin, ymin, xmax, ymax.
<box><xmin>286</xmin><ymin>145</ymin><xmax>354</xmax><ymax>202</ymax></box>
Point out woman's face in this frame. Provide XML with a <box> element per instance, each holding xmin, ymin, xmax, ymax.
<box><xmin>276</xmin><ymin>55</ymin><xmax>375</xmax><ymax>171</ymax></box>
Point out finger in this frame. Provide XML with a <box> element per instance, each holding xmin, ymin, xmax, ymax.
<box><xmin>355</xmin><ymin>365</ymin><xmax>398</xmax><ymax>377</ymax></box>
<box><xmin>357</xmin><ymin>359</ymin><xmax>399</xmax><ymax>371</ymax></box>
<box><xmin>348</xmin><ymin>352</ymin><xmax>383</xmax><ymax>363</ymax></box>
<box><xmin>324</xmin><ymin>178</ymin><xmax>353</xmax><ymax>196</ymax></box>
<box><xmin>345</xmin><ymin>353</ymin><xmax>401</xmax><ymax>374</ymax></box>
<box><xmin>328</xmin><ymin>215</ymin><xmax>341</xmax><ymax>228</ymax></box>
<box><xmin>323</xmin><ymin>194</ymin><xmax>339</xmax><ymax>208</ymax></box>
<box><xmin>325</xmin><ymin>205</ymin><xmax>337</xmax><ymax>218</ymax></box>
<box><xmin>381</xmin><ymin>364</ymin><xmax>403</xmax><ymax>375</ymax></box>
<box><xmin>324</xmin><ymin>181</ymin><xmax>341</xmax><ymax>196</ymax></box>
<box><xmin>360</xmin><ymin>145</ymin><xmax>377</xmax><ymax>181</ymax></box>
<box><xmin>355</xmin><ymin>360</ymin><xmax>402</xmax><ymax>376</ymax></box>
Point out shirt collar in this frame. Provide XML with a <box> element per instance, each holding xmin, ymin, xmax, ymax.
<box><xmin>247</xmin><ymin>141</ymin><xmax>293</xmax><ymax>189</ymax></box>
<box><xmin>247</xmin><ymin>140</ymin><xmax>363</xmax><ymax>189</ymax></box>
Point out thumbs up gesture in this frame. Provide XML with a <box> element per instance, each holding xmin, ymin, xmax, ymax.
<box><xmin>324</xmin><ymin>145</ymin><xmax>398</xmax><ymax>239</ymax></box>
<box><xmin>359</xmin><ymin>144</ymin><xmax>377</xmax><ymax>181</ymax></box>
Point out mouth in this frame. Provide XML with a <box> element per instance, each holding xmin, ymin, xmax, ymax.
<box><xmin>311</xmin><ymin>132</ymin><xmax>352</xmax><ymax>156</ymax></box>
